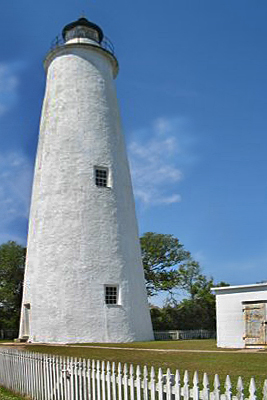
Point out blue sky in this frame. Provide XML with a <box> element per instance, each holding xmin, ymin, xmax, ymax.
<box><xmin>1</xmin><ymin>1</ymin><xmax>267</xmax><ymax>303</ymax></box>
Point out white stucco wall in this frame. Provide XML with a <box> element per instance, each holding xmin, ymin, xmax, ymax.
<box><xmin>213</xmin><ymin>283</ymin><xmax>267</xmax><ymax>348</ymax></box>
<box><xmin>19</xmin><ymin>32</ymin><xmax>154</xmax><ymax>343</ymax></box>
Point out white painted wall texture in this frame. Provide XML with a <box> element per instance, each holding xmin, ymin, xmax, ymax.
<box><xmin>213</xmin><ymin>283</ymin><xmax>267</xmax><ymax>348</ymax></box>
<box><xmin>19</xmin><ymin>22</ymin><xmax>154</xmax><ymax>343</ymax></box>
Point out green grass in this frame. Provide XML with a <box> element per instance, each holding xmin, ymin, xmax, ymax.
<box><xmin>0</xmin><ymin>386</ymin><xmax>29</xmax><ymax>400</ymax></box>
<box><xmin>20</xmin><ymin>340</ymin><xmax>267</xmax><ymax>395</ymax></box>
<box><xmin>66</xmin><ymin>339</ymin><xmax>229</xmax><ymax>350</ymax></box>
<box><xmin>0</xmin><ymin>341</ymin><xmax>16</xmax><ymax>344</ymax></box>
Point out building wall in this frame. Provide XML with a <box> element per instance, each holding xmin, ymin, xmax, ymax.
<box><xmin>19</xmin><ymin>41</ymin><xmax>154</xmax><ymax>343</ymax></box>
<box><xmin>215</xmin><ymin>285</ymin><xmax>267</xmax><ymax>348</ymax></box>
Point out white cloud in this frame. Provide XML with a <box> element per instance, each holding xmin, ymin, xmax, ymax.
<box><xmin>0</xmin><ymin>152</ymin><xmax>33</xmax><ymax>227</ymax></box>
<box><xmin>128</xmin><ymin>116</ymin><xmax>195</xmax><ymax>206</ymax></box>
<box><xmin>0</xmin><ymin>62</ymin><xmax>24</xmax><ymax>116</ymax></box>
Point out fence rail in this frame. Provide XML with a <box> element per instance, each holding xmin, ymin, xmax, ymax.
<box><xmin>50</xmin><ymin>35</ymin><xmax>115</xmax><ymax>55</ymax></box>
<box><xmin>0</xmin><ymin>348</ymin><xmax>264</xmax><ymax>400</ymax></box>
<box><xmin>154</xmin><ymin>330</ymin><xmax>216</xmax><ymax>340</ymax></box>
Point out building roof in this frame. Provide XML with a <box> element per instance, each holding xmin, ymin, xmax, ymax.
<box><xmin>62</xmin><ymin>17</ymin><xmax>104</xmax><ymax>42</ymax></box>
<box><xmin>211</xmin><ymin>282</ymin><xmax>267</xmax><ymax>294</ymax></box>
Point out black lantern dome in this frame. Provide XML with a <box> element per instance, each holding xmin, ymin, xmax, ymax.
<box><xmin>62</xmin><ymin>17</ymin><xmax>104</xmax><ymax>43</ymax></box>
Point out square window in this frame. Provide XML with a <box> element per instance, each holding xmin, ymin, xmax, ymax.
<box><xmin>95</xmin><ymin>167</ymin><xmax>108</xmax><ymax>187</ymax></box>
<box><xmin>105</xmin><ymin>286</ymin><xmax>118</xmax><ymax>305</ymax></box>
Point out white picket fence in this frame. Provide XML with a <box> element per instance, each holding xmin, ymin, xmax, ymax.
<box><xmin>0</xmin><ymin>348</ymin><xmax>265</xmax><ymax>400</ymax></box>
<box><xmin>154</xmin><ymin>330</ymin><xmax>216</xmax><ymax>341</ymax></box>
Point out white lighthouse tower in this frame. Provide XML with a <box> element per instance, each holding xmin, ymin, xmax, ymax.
<box><xmin>18</xmin><ymin>17</ymin><xmax>154</xmax><ymax>343</ymax></box>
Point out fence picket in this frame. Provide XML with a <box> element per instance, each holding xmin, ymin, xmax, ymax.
<box><xmin>78</xmin><ymin>358</ymin><xmax>83</xmax><ymax>400</ymax></box>
<box><xmin>236</xmin><ymin>376</ymin><xmax>244</xmax><ymax>400</ymax></box>
<box><xmin>143</xmin><ymin>365</ymin><xmax>148</xmax><ymax>400</ymax></box>
<box><xmin>129</xmin><ymin>364</ymin><xmax>134</xmax><ymax>400</ymax></box>
<box><xmin>202</xmin><ymin>372</ymin><xmax>209</xmax><ymax>400</ymax></box>
<box><xmin>173</xmin><ymin>370</ymin><xmax>181</xmax><ymax>400</ymax></box>
<box><xmin>150</xmin><ymin>366</ymin><xmax>156</xmax><ymax>400</ymax></box>
<box><xmin>59</xmin><ymin>356</ymin><xmax>64</xmax><ymax>400</ymax></box>
<box><xmin>33</xmin><ymin>352</ymin><xmax>38</xmax><ymax>399</ymax></box>
<box><xmin>86</xmin><ymin>359</ymin><xmax>91</xmax><ymax>400</ymax></box>
<box><xmin>106</xmin><ymin>361</ymin><xmax>111</xmax><ymax>400</ymax></box>
<box><xmin>74</xmin><ymin>357</ymin><xmax>78</xmax><ymax>400</ymax></box>
<box><xmin>101</xmin><ymin>361</ymin><xmax>106</xmax><ymax>400</ymax></box>
<box><xmin>182</xmin><ymin>370</ymin><xmax>189</xmax><ymax>400</ymax></box>
<box><xmin>63</xmin><ymin>357</ymin><xmax>69</xmax><ymax>400</ymax></box>
<box><xmin>82</xmin><ymin>359</ymin><xmax>87</xmax><ymax>400</ymax></box>
<box><xmin>136</xmin><ymin>365</ymin><xmax>141</xmax><ymax>400</ymax></box>
<box><xmin>92</xmin><ymin>360</ymin><xmax>96</xmax><ymax>400</ymax></box>
<box><xmin>249</xmin><ymin>378</ymin><xmax>257</xmax><ymax>400</ymax></box>
<box><xmin>54</xmin><ymin>355</ymin><xmax>60</xmax><ymax>400</ymax></box>
<box><xmin>111</xmin><ymin>362</ymin><xmax>117</xmax><ymax>400</ymax></box>
<box><xmin>117</xmin><ymin>362</ymin><xmax>122</xmax><ymax>400</ymax></box>
<box><xmin>49</xmin><ymin>355</ymin><xmax>54</xmax><ymax>400</ymax></box>
<box><xmin>96</xmin><ymin>360</ymin><xmax>101</xmax><ymax>400</ymax></box>
<box><xmin>165</xmin><ymin>368</ymin><xmax>172</xmax><ymax>400</ymax></box>
<box><xmin>31</xmin><ymin>351</ymin><xmax>35</xmax><ymax>398</ymax></box>
<box><xmin>262</xmin><ymin>380</ymin><xmax>267</xmax><ymax>400</ymax></box>
<box><xmin>123</xmin><ymin>363</ymin><xmax>128</xmax><ymax>400</ymax></box>
<box><xmin>192</xmin><ymin>371</ymin><xmax>199</xmax><ymax>400</ymax></box>
<box><xmin>69</xmin><ymin>356</ymin><xmax>75</xmax><ymax>400</ymax></box>
<box><xmin>43</xmin><ymin>353</ymin><xmax>48</xmax><ymax>400</ymax></box>
<box><xmin>225</xmin><ymin>375</ymin><xmax>232</xmax><ymax>400</ymax></box>
<box><xmin>158</xmin><ymin>368</ymin><xmax>164</xmax><ymax>400</ymax></box>
<box><xmin>213</xmin><ymin>374</ymin><xmax>220</xmax><ymax>400</ymax></box>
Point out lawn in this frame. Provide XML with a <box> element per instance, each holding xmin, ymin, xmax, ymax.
<box><xmin>66</xmin><ymin>339</ymin><xmax>228</xmax><ymax>350</ymax></box>
<box><xmin>18</xmin><ymin>339</ymin><xmax>267</xmax><ymax>395</ymax></box>
<box><xmin>0</xmin><ymin>386</ymin><xmax>28</xmax><ymax>400</ymax></box>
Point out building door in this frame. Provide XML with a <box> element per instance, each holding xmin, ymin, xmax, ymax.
<box><xmin>23</xmin><ymin>303</ymin><xmax>31</xmax><ymax>338</ymax></box>
<box><xmin>243</xmin><ymin>302</ymin><xmax>267</xmax><ymax>346</ymax></box>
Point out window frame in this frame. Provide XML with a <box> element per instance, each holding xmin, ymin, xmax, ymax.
<box><xmin>104</xmin><ymin>285</ymin><xmax>120</xmax><ymax>306</ymax></box>
<box><xmin>94</xmin><ymin>166</ymin><xmax>109</xmax><ymax>188</ymax></box>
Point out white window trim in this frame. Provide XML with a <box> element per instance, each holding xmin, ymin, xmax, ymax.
<box><xmin>104</xmin><ymin>284</ymin><xmax>121</xmax><ymax>306</ymax></box>
<box><xmin>94</xmin><ymin>166</ymin><xmax>110</xmax><ymax>188</ymax></box>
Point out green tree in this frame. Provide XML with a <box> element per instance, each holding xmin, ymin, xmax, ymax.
<box><xmin>0</xmin><ymin>241</ymin><xmax>26</xmax><ymax>332</ymax></box>
<box><xmin>140</xmin><ymin>232</ymin><xmax>230</xmax><ymax>330</ymax></box>
<box><xmin>178</xmin><ymin>260</ymin><xmax>206</xmax><ymax>299</ymax></box>
<box><xmin>150</xmin><ymin>278</ymin><xmax>229</xmax><ymax>330</ymax></box>
<box><xmin>140</xmin><ymin>232</ymin><xmax>192</xmax><ymax>296</ymax></box>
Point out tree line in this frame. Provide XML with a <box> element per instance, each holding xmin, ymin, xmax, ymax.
<box><xmin>141</xmin><ymin>232</ymin><xmax>228</xmax><ymax>331</ymax></box>
<box><xmin>0</xmin><ymin>233</ymin><xmax>228</xmax><ymax>334</ymax></box>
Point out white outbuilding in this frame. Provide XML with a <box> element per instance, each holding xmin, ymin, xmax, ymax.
<box><xmin>212</xmin><ymin>283</ymin><xmax>267</xmax><ymax>348</ymax></box>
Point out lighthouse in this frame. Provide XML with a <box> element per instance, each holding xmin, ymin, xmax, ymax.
<box><xmin>18</xmin><ymin>17</ymin><xmax>154</xmax><ymax>343</ymax></box>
